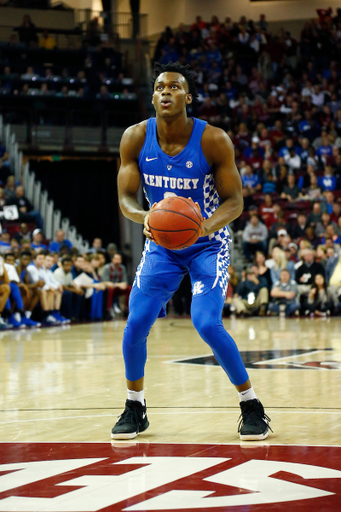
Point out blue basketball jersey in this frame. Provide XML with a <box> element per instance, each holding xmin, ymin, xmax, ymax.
<box><xmin>138</xmin><ymin>117</ymin><xmax>230</xmax><ymax>245</ymax></box>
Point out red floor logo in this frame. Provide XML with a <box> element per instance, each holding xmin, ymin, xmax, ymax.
<box><xmin>0</xmin><ymin>443</ymin><xmax>340</xmax><ymax>511</ymax></box>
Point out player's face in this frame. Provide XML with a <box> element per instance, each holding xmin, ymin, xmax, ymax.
<box><xmin>152</xmin><ymin>72</ymin><xmax>192</xmax><ymax>117</ymax></box>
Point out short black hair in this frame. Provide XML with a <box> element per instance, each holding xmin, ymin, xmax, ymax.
<box><xmin>152</xmin><ymin>61</ymin><xmax>199</xmax><ymax>103</ymax></box>
<box><xmin>20</xmin><ymin>250</ymin><xmax>32</xmax><ymax>258</ymax></box>
<box><xmin>61</xmin><ymin>256</ymin><xmax>72</xmax><ymax>264</ymax></box>
<box><xmin>4</xmin><ymin>252</ymin><xmax>15</xmax><ymax>259</ymax></box>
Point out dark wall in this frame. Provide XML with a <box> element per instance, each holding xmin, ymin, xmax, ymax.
<box><xmin>30</xmin><ymin>159</ymin><xmax>120</xmax><ymax>247</ymax></box>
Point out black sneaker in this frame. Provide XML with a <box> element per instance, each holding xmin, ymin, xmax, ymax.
<box><xmin>111</xmin><ymin>399</ymin><xmax>149</xmax><ymax>440</ymax></box>
<box><xmin>238</xmin><ymin>399</ymin><xmax>272</xmax><ymax>441</ymax></box>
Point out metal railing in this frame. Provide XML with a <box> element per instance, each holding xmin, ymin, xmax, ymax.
<box><xmin>1</xmin><ymin>114</ymin><xmax>90</xmax><ymax>252</ymax></box>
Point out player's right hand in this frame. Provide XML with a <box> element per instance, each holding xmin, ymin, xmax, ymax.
<box><xmin>143</xmin><ymin>203</ymin><xmax>158</xmax><ymax>243</ymax></box>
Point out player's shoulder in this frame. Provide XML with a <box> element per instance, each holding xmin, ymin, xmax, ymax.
<box><xmin>120</xmin><ymin>120</ymin><xmax>148</xmax><ymax>158</ymax></box>
<box><xmin>201</xmin><ymin>122</ymin><xmax>234</xmax><ymax>159</ymax></box>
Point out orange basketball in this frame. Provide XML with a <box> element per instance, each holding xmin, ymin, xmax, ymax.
<box><xmin>148</xmin><ymin>196</ymin><xmax>203</xmax><ymax>250</ymax></box>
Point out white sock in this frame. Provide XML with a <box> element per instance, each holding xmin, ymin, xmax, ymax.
<box><xmin>127</xmin><ymin>389</ymin><xmax>145</xmax><ymax>406</ymax></box>
<box><xmin>25</xmin><ymin>311</ymin><xmax>32</xmax><ymax>318</ymax></box>
<box><xmin>238</xmin><ymin>386</ymin><xmax>257</xmax><ymax>403</ymax></box>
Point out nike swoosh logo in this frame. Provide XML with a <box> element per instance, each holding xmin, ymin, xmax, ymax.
<box><xmin>146</xmin><ymin>157</ymin><xmax>158</xmax><ymax>162</ymax></box>
<box><xmin>142</xmin><ymin>412</ymin><xmax>146</xmax><ymax>419</ymax></box>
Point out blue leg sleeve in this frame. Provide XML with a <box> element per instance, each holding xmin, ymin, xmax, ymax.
<box><xmin>191</xmin><ymin>287</ymin><xmax>249</xmax><ymax>386</ymax></box>
<box><xmin>123</xmin><ymin>286</ymin><xmax>163</xmax><ymax>382</ymax></box>
<box><xmin>10</xmin><ymin>282</ymin><xmax>24</xmax><ymax>310</ymax></box>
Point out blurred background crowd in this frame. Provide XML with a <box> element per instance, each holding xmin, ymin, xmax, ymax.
<box><xmin>2</xmin><ymin>6</ymin><xmax>341</xmax><ymax>322</ymax></box>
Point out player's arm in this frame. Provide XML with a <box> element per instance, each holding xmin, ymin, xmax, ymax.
<box><xmin>201</xmin><ymin>127</ymin><xmax>244</xmax><ymax>237</ymax></box>
<box><xmin>117</xmin><ymin>123</ymin><xmax>149</xmax><ymax>225</ymax></box>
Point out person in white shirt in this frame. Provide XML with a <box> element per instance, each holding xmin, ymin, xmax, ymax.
<box><xmin>26</xmin><ymin>252</ymin><xmax>63</xmax><ymax>326</ymax></box>
<box><xmin>45</xmin><ymin>253</ymin><xmax>70</xmax><ymax>324</ymax></box>
<box><xmin>3</xmin><ymin>253</ymin><xmax>40</xmax><ymax>328</ymax></box>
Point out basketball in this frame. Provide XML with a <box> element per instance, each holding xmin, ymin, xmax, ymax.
<box><xmin>148</xmin><ymin>196</ymin><xmax>204</xmax><ymax>250</ymax></box>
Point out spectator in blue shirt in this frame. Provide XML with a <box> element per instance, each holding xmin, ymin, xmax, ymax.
<box><xmin>31</xmin><ymin>229</ymin><xmax>48</xmax><ymax>251</ymax></box>
<box><xmin>0</xmin><ymin>231</ymin><xmax>11</xmax><ymax>253</ymax></box>
<box><xmin>318</xmin><ymin>167</ymin><xmax>337</xmax><ymax>191</ymax></box>
<box><xmin>278</xmin><ymin>138</ymin><xmax>302</xmax><ymax>159</ymax></box>
<box><xmin>316</xmin><ymin>133</ymin><xmax>333</xmax><ymax>157</ymax></box>
<box><xmin>49</xmin><ymin>229</ymin><xmax>72</xmax><ymax>253</ymax></box>
<box><xmin>241</xmin><ymin>165</ymin><xmax>261</xmax><ymax>192</ymax></box>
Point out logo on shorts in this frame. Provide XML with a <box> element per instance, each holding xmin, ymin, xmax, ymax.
<box><xmin>193</xmin><ymin>281</ymin><xmax>204</xmax><ymax>295</ymax></box>
<box><xmin>186</xmin><ymin>161</ymin><xmax>193</xmax><ymax>168</ymax></box>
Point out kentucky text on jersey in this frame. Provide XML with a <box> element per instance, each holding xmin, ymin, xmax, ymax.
<box><xmin>142</xmin><ymin>174</ymin><xmax>199</xmax><ymax>190</ymax></box>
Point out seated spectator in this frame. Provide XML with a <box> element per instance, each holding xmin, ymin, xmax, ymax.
<box><xmin>322</xmin><ymin>191</ymin><xmax>336</xmax><ymax>215</ymax></box>
<box><xmin>12</xmin><ymin>223</ymin><xmax>32</xmax><ymax>243</ymax></box>
<box><xmin>7</xmin><ymin>186</ymin><xmax>43</xmax><ymax>229</ymax></box>
<box><xmin>83</xmin><ymin>254</ymin><xmax>106</xmax><ymax>320</ymax></box>
<box><xmin>280</xmin><ymin>174</ymin><xmax>302</xmax><ymax>202</ymax></box>
<box><xmin>3</xmin><ymin>252</ymin><xmax>40</xmax><ymax>328</ymax></box>
<box><xmin>241</xmin><ymin>165</ymin><xmax>262</xmax><ymax>207</ymax></box>
<box><xmin>242</xmin><ymin>214</ymin><xmax>268</xmax><ymax>261</ymax></box>
<box><xmin>315</xmin><ymin>212</ymin><xmax>338</xmax><ymax>239</ymax></box>
<box><xmin>3</xmin><ymin>176</ymin><xmax>16</xmax><ymax>201</ymax></box>
<box><xmin>101</xmin><ymin>252</ymin><xmax>131</xmax><ymax>317</ymax></box>
<box><xmin>292</xmin><ymin>213</ymin><xmax>308</xmax><ymax>240</ymax></box>
<box><xmin>96</xmin><ymin>85</ymin><xmax>111</xmax><ymax>100</ymax></box>
<box><xmin>0</xmin><ymin>231</ymin><xmax>11</xmax><ymax>253</ymax></box>
<box><xmin>31</xmin><ymin>229</ymin><xmax>48</xmax><ymax>251</ymax></box>
<box><xmin>17</xmin><ymin>250</ymin><xmax>41</xmax><ymax>317</ymax></box>
<box><xmin>39</xmin><ymin>30</ymin><xmax>56</xmax><ymax>50</ymax></box>
<box><xmin>254</xmin><ymin>251</ymin><xmax>272</xmax><ymax>291</ymax></box>
<box><xmin>232</xmin><ymin>267</ymin><xmax>269</xmax><ymax>316</ymax></box>
<box><xmin>306</xmin><ymin>274</ymin><xmax>334</xmax><ymax>316</ymax></box>
<box><xmin>0</xmin><ymin>257</ymin><xmax>12</xmax><ymax>329</ymax></box>
<box><xmin>307</xmin><ymin>202</ymin><xmax>323</xmax><ymax>227</ymax></box>
<box><xmin>304</xmin><ymin>226</ymin><xmax>320</xmax><ymax>249</ymax></box>
<box><xmin>199</xmin><ymin>97</ymin><xmax>220</xmax><ymax>125</ymax></box>
<box><xmin>97</xmin><ymin>251</ymin><xmax>107</xmax><ymax>277</ymax></box>
<box><xmin>106</xmin><ymin>242</ymin><xmax>118</xmax><ymax>260</ymax></box>
<box><xmin>321</xmin><ymin>225</ymin><xmax>341</xmax><ymax>245</ymax></box>
<box><xmin>89</xmin><ymin>238</ymin><xmax>103</xmax><ymax>253</ymax></box>
<box><xmin>303</xmin><ymin>174</ymin><xmax>324</xmax><ymax>201</ymax></box>
<box><xmin>258</xmin><ymin>194</ymin><xmax>275</xmax><ymax>228</ymax></box>
<box><xmin>316</xmin><ymin>245</ymin><xmax>328</xmax><ymax>268</ymax></box>
<box><xmin>295</xmin><ymin>248</ymin><xmax>325</xmax><ymax>308</ymax></box>
<box><xmin>54</xmin><ymin>256</ymin><xmax>84</xmax><ymax>321</ymax></box>
<box><xmin>269</xmin><ymin>268</ymin><xmax>300</xmax><ymax>317</ymax></box>
<box><xmin>270</xmin><ymin>247</ymin><xmax>295</xmax><ymax>284</ymax></box>
<box><xmin>71</xmin><ymin>254</ymin><xmax>86</xmax><ymax>279</ymax></box>
<box><xmin>44</xmin><ymin>253</ymin><xmax>70</xmax><ymax>324</ymax></box>
<box><xmin>49</xmin><ymin>229</ymin><xmax>72</xmax><ymax>252</ymax></box>
<box><xmin>318</xmin><ymin>166</ymin><xmax>337</xmax><ymax>192</ymax></box>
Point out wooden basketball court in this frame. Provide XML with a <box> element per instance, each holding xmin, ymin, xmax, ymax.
<box><xmin>1</xmin><ymin>317</ymin><xmax>341</xmax><ymax>511</ymax></box>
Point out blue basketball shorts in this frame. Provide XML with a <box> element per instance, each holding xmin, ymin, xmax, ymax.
<box><xmin>133</xmin><ymin>238</ymin><xmax>230</xmax><ymax>316</ymax></box>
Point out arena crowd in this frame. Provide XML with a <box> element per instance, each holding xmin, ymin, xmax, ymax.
<box><xmin>155</xmin><ymin>9</ymin><xmax>341</xmax><ymax>318</ymax></box>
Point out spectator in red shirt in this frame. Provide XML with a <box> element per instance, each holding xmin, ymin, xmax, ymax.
<box><xmin>259</xmin><ymin>194</ymin><xmax>276</xmax><ymax>228</ymax></box>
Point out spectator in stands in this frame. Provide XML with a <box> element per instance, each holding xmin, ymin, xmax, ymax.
<box><xmin>12</xmin><ymin>223</ymin><xmax>31</xmax><ymax>243</ymax></box>
<box><xmin>318</xmin><ymin>166</ymin><xmax>337</xmax><ymax>192</ymax></box>
<box><xmin>315</xmin><ymin>212</ymin><xmax>338</xmax><ymax>240</ymax></box>
<box><xmin>258</xmin><ymin>194</ymin><xmax>275</xmax><ymax>229</ymax></box>
<box><xmin>71</xmin><ymin>254</ymin><xmax>86</xmax><ymax>279</ymax></box>
<box><xmin>39</xmin><ymin>30</ymin><xmax>56</xmax><ymax>50</ymax></box>
<box><xmin>54</xmin><ymin>256</ymin><xmax>84</xmax><ymax>321</ymax></box>
<box><xmin>17</xmin><ymin>250</ymin><xmax>41</xmax><ymax>317</ymax></box>
<box><xmin>254</xmin><ymin>251</ymin><xmax>272</xmax><ymax>291</ymax></box>
<box><xmin>31</xmin><ymin>229</ymin><xmax>48</xmax><ymax>251</ymax></box>
<box><xmin>280</xmin><ymin>174</ymin><xmax>302</xmax><ymax>202</ymax></box>
<box><xmin>292</xmin><ymin>213</ymin><xmax>308</xmax><ymax>240</ymax></box>
<box><xmin>232</xmin><ymin>267</ymin><xmax>269</xmax><ymax>317</ymax></box>
<box><xmin>49</xmin><ymin>229</ymin><xmax>72</xmax><ymax>252</ymax></box>
<box><xmin>295</xmin><ymin>248</ymin><xmax>325</xmax><ymax>308</ymax></box>
<box><xmin>90</xmin><ymin>238</ymin><xmax>103</xmax><ymax>253</ymax></box>
<box><xmin>268</xmin><ymin>211</ymin><xmax>292</xmax><ymax>250</ymax></box>
<box><xmin>0</xmin><ymin>259</ymin><xmax>12</xmax><ymax>330</ymax></box>
<box><xmin>242</xmin><ymin>214</ymin><xmax>268</xmax><ymax>261</ymax></box>
<box><xmin>83</xmin><ymin>254</ymin><xmax>106</xmax><ymax>320</ymax></box>
<box><xmin>0</xmin><ymin>231</ymin><xmax>10</xmax><ymax>253</ymax></box>
<box><xmin>101</xmin><ymin>252</ymin><xmax>130</xmax><ymax>317</ymax></box>
<box><xmin>18</xmin><ymin>14</ymin><xmax>38</xmax><ymax>47</ymax></box>
<box><xmin>97</xmin><ymin>85</ymin><xmax>111</xmax><ymax>100</ymax></box>
<box><xmin>3</xmin><ymin>253</ymin><xmax>40</xmax><ymax>328</ymax></box>
<box><xmin>270</xmin><ymin>247</ymin><xmax>295</xmax><ymax>284</ymax></box>
<box><xmin>44</xmin><ymin>253</ymin><xmax>70</xmax><ymax>324</ymax></box>
<box><xmin>269</xmin><ymin>268</ymin><xmax>300</xmax><ymax>317</ymax></box>
<box><xmin>3</xmin><ymin>176</ymin><xmax>16</xmax><ymax>201</ymax></box>
<box><xmin>241</xmin><ymin>165</ymin><xmax>262</xmax><ymax>207</ymax></box>
<box><xmin>307</xmin><ymin>202</ymin><xmax>323</xmax><ymax>227</ymax></box>
<box><xmin>26</xmin><ymin>252</ymin><xmax>62</xmax><ymax>326</ymax></box>
<box><xmin>306</xmin><ymin>274</ymin><xmax>334</xmax><ymax>316</ymax></box>
<box><xmin>7</xmin><ymin>186</ymin><xmax>43</xmax><ymax>229</ymax></box>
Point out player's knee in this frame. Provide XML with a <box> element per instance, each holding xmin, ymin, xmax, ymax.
<box><xmin>192</xmin><ymin>312</ymin><xmax>214</xmax><ymax>340</ymax></box>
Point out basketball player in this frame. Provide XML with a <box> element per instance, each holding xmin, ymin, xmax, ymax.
<box><xmin>112</xmin><ymin>62</ymin><xmax>271</xmax><ymax>441</ymax></box>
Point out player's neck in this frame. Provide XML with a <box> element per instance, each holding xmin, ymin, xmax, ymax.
<box><xmin>155</xmin><ymin>113</ymin><xmax>192</xmax><ymax>145</ymax></box>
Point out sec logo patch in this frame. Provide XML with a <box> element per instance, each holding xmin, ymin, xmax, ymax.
<box><xmin>0</xmin><ymin>443</ymin><xmax>340</xmax><ymax>511</ymax></box>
